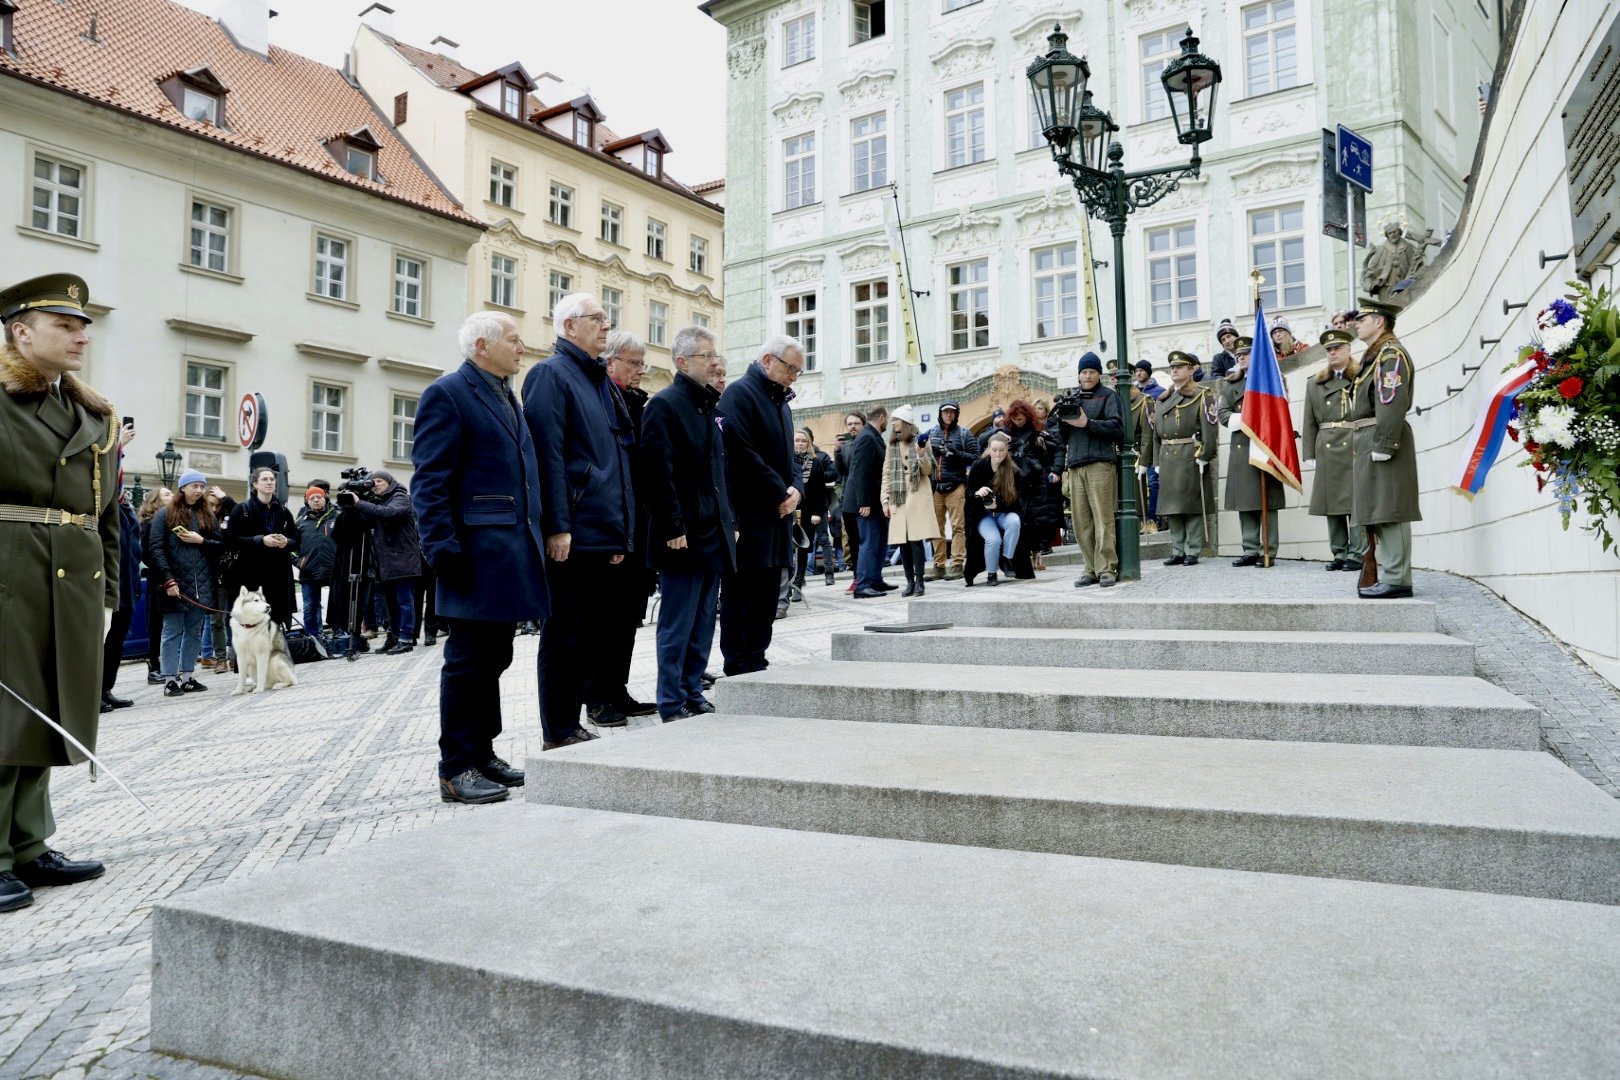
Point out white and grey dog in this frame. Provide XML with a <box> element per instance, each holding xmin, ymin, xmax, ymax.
<box><xmin>229</xmin><ymin>586</ymin><xmax>297</xmax><ymax>695</ymax></box>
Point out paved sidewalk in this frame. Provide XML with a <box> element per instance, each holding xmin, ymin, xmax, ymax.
<box><xmin>3</xmin><ymin>555</ymin><xmax>1617</xmax><ymax>1078</ymax></box>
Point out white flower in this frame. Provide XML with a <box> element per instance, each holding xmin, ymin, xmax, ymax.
<box><xmin>1537</xmin><ymin>405</ymin><xmax>1578</xmax><ymax>448</ymax></box>
<box><xmin>1537</xmin><ymin>315</ymin><xmax>1583</xmax><ymax>356</ymax></box>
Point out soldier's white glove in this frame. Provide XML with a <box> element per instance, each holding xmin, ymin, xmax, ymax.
<box><xmin>1304</xmin><ymin>459</ymin><xmax>1316</xmax><ymax>469</ymax></box>
<box><xmin>104</xmin><ymin>606</ymin><xmax>115</xmax><ymax>640</ymax></box>
<box><xmin>1135</xmin><ymin>465</ymin><xmax>1148</xmax><ymax>477</ymax></box>
<box><xmin>1223</xmin><ymin>413</ymin><xmax>1237</xmax><ymax>429</ymax></box>
<box><xmin>1370</xmin><ymin>451</ymin><xmax>1392</xmax><ymax>462</ymax></box>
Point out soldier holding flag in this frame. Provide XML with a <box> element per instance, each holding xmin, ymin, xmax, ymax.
<box><xmin>1216</xmin><ymin>337</ymin><xmax>1289</xmax><ymax>566</ymax></box>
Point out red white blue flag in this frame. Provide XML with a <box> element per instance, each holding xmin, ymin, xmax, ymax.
<box><xmin>1454</xmin><ymin>355</ymin><xmax>1537</xmax><ymax>499</ymax></box>
<box><xmin>1240</xmin><ymin>304</ymin><xmax>1303</xmax><ymax>493</ymax></box>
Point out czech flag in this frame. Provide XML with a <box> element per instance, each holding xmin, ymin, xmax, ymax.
<box><xmin>1240</xmin><ymin>304</ymin><xmax>1303</xmax><ymax>493</ymax></box>
<box><xmin>1454</xmin><ymin>353</ymin><xmax>1538</xmax><ymax>499</ymax></box>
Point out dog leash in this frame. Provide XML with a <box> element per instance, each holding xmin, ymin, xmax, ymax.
<box><xmin>0</xmin><ymin>677</ymin><xmax>158</xmax><ymax>820</ymax></box>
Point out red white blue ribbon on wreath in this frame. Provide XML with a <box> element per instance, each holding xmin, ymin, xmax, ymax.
<box><xmin>1454</xmin><ymin>356</ymin><xmax>1537</xmax><ymax>499</ymax></box>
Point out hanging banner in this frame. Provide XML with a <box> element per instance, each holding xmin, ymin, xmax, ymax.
<box><xmin>882</xmin><ymin>196</ymin><xmax>924</xmax><ymax>367</ymax></box>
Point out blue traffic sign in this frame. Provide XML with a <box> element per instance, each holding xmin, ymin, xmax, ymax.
<box><xmin>1336</xmin><ymin>125</ymin><xmax>1373</xmax><ymax>193</ymax></box>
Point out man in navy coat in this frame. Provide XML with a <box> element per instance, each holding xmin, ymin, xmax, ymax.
<box><xmin>640</xmin><ymin>326</ymin><xmax>735</xmax><ymax>719</ymax></box>
<box><xmin>522</xmin><ymin>293</ymin><xmax>634</xmax><ymax>749</ymax></box>
<box><xmin>716</xmin><ymin>337</ymin><xmax>804</xmax><ymax>675</ymax></box>
<box><xmin>411</xmin><ymin>312</ymin><xmax>550</xmax><ymax>804</ymax></box>
<box><xmin>843</xmin><ymin>403</ymin><xmax>891</xmax><ymax>597</ymax></box>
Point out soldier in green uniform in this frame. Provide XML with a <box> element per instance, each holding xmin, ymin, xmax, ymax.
<box><xmin>1139</xmin><ymin>352</ymin><xmax>1217</xmax><ymax>565</ymax></box>
<box><xmin>1217</xmin><ymin>337</ymin><xmax>1288</xmax><ymax>566</ymax></box>
<box><xmin>1350</xmin><ymin>298</ymin><xmax>1421</xmax><ymax>598</ymax></box>
<box><xmin>1302</xmin><ymin>329</ymin><xmax>1366</xmax><ymax>571</ymax></box>
<box><xmin>0</xmin><ymin>274</ymin><xmax>119</xmax><ymax>912</ymax></box>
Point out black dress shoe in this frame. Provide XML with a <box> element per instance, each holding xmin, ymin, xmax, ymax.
<box><xmin>900</xmin><ymin>582</ymin><xmax>918</xmax><ymax>597</ymax></box>
<box><xmin>541</xmin><ymin>728</ymin><xmax>601</xmax><ymax>751</ymax></box>
<box><xmin>874</xmin><ymin>580</ymin><xmax>899</xmax><ymax>592</ymax></box>
<box><xmin>0</xmin><ymin>872</ymin><xmax>32</xmax><ymax>912</ymax></box>
<box><xmin>661</xmin><ymin>708</ymin><xmax>695</xmax><ymax>722</ymax></box>
<box><xmin>984</xmin><ymin>573</ymin><xmax>999</xmax><ymax>587</ymax></box>
<box><xmin>1232</xmin><ymin>555</ymin><xmax>1260</xmax><ymax>567</ymax></box>
<box><xmin>1340</xmin><ymin>559</ymin><xmax>1363</xmax><ymax>571</ymax></box>
<box><xmin>853</xmin><ymin>588</ymin><xmax>885</xmax><ymax>598</ymax></box>
<box><xmin>1358</xmin><ymin>582</ymin><xmax>1415</xmax><ymax>599</ymax></box>
<box><xmin>100</xmin><ymin>699</ymin><xmax>113</xmax><ymax>714</ymax></box>
<box><xmin>423</xmin><ymin>633</ymin><xmax>438</xmax><ymax>647</ymax></box>
<box><xmin>686</xmin><ymin>698</ymin><xmax>716</xmax><ymax>714</ymax></box>
<box><xmin>1163</xmin><ymin>555</ymin><xmax>1186</xmax><ymax>566</ymax></box>
<box><xmin>1184</xmin><ymin>556</ymin><xmax>1200</xmax><ymax>565</ymax></box>
<box><xmin>586</xmin><ymin>703</ymin><xmax>629</xmax><ymax>728</ymax></box>
<box><xmin>1326</xmin><ymin>559</ymin><xmax>1345</xmax><ymax>571</ymax></box>
<box><xmin>383</xmin><ymin>642</ymin><xmax>415</xmax><ymax>655</ymax></box>
<box><xmin>15</xmin><ymin>850</ymin><xmax>105</xmax><ymax>887</ymax></box>
<box><xmin>701</xmin><ymin>671</ymin><xmax>720</xmax><ymax>689</ymax></box>
<box><xmin>439</xmin><ymin>769</ymin><xmax>508</xmax><ymax>804</ymax></box>
<box><xmin>479</xmin><ymin>757</ymin><xmax>525</xmax><ymax>787</ymax></box>
<box><xmin>102</xmin><ymin>691</ymin><xmax>133</xmax><ymax>710</ymax></box>
<box><xmin>619</xmin><ymin>697</ymin><xmax>659</xmax><ymax>718</ymax></box>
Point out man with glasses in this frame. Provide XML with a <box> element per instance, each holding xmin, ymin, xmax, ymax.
<box><xmin>523</xmin><ymin>293</ymin><xmax>633</xmax><ymax>749</ymax></box>
<box><xmin>716</xmin><ymin>338</ymin><xmax>804</xmax><ymax>675</ymax></box>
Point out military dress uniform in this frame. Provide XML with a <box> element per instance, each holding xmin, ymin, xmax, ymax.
<box><xmin>1140</xmin><ymin>353</ymin><xmax>1217</xmax><ymax>563</ymax></box>
<box><xmin>1302</xmin><ymin>328</ymin><xmax>1367</xmax><ymax>569</ymax></box>
<box><xmin>1127</xmin><ymin>384</ymin><xmax>1156</xmax><ymax>527</ymax></box>
<box><xmin>1217</xmin><ymin>338</ymin><xmax>1288</xmax><ymax>565</ymax></box>
<box><xmin>0</xmin><ymin>275</ymin><xmax>119</xmax><ymax>911</ymax></box>
<box><xmin>1349</xmin><ymin>300</ymin><xmax>1421</xmax><ymax>597</ymax></box>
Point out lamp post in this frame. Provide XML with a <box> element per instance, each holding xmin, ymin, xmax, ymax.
<box><xmin>127</xmin><ymin>474</ymin><xmax>147</xmax><ymax>507</ymax></box>
<box><xmin>156</xmin><ymin>439</ymin><xmax>182</xmax><ymax>489</ymax></box>
<box><xmin>1028</xmin><ymin>25</ymin><xmax>1221</xmax><ymax>580</ymax></box>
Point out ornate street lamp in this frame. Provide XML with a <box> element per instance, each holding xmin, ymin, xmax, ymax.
<box><xmin>1027</xmin><ymin>23</ymin><xmax>1222</xmax><ymax>581</ymax></box>
<box><xmin>156</xmin><ymin>439</ymin><xmax>182</xmax><ymax>488</ymax></box>
<box><xmin>127</xmin><ymin>473</ymin><xmax>147</xmax><ymax>507</ymax></box>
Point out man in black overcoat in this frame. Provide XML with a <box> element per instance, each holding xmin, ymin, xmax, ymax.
<box><xmin>843</xmin><ymin>403</ymin><xmax>889</xmax><ymax>597</ymax></box>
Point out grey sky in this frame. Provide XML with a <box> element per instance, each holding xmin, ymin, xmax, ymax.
<box><xmin>179</xmin><ymin>0</ymin><xmax>730</xmax><ymax>185</ymax></box>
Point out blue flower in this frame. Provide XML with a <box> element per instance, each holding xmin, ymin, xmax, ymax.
<box><xmin>1547</xmin><ymin>297</ymin><xmax>1579</xmax><ymax>325</ymax></box>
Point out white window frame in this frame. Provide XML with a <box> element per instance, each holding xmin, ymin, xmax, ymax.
<box><xmin>851</xmin><ymin>279</ymin><xmax>891</xmax><ymax>366</ymax></box>
<box><xmin>851</xmin><ymin>112</ymin><xmax>888</xmax><ymax>193</ymax></box>
<box><xmin>1248</xmin><ymin>203</ymin><xmax>1307</xmax><ymax>311</ymax></box>
<box><xmin>852</xmin><ymin>0</ymin><xmax>884</xmax><ymax>43</ymax></box>
<box><xmin>29</xmin><ymin>151</ymin><xmax>88</xmax><ymax>239</ymax></box>
<box><xmin>184</xmin><ymin>360</ymin><xmax>228</xmax><ymax>441</ymax></box>
<box><xmin>783</xmin><ymin>292</ymin><xmax>818</xmax><ymax>372</ymax></box>
<box><xmin>601</xmin><ymin>201</ymin><xmax>623</xmax><ymax>245</ymax></box>
<box><xmin>312</xmin><ymin>232</ymin><xmax>350</xmax><ymax>301</ymax></box>
<box><xmin>1138</xmin><ymin>25</ymin><xmax>1188</xmax><ymax>123</ymax></box>
<box><xmin>310</xmin><ymin>381</ymin><xmax>346</xmax><ymax>455</ymax></box>
<box><xmin>502</xmin><ymin>82</ymin><xmax>523</xmax><ymax>118</ymax></box>
<box><xmin>944</xmin><ymin>83</ymin><xmax>987</xmax><ymax>169</ymax></box>
<box><xmin>489</xmin><ymin>160</ymin><xmax>517</xmax><ymax>208</ymax></box>
<box><xmin>647</xmin><ymin>218</ymin><xmax>667</xmax><ymax>261</ymax></box>
<box><xmin>693</xmin><ymin>311</ymin><xmax>712</xmax><ymax>329</ymax></box>
<box><xmin>573</xmin><ymin>113</ymin><xmax>592</xmax><ymax>147</ymax></box>
<box><xmin>643</xmin><ymin>147</ymin><xmax>662</xmax><ymax>178</ymax></box>
<box><xmin>690</xmin><ymin>235</ymin><xmax>710</xmax><ymax>275</ymax></box>
<box><xmin>947</xmin><ymin>258</ymin><xmax>990</xmax><ymax>352</ymax></box>
<box><xmin>1431</xmin><ymin>13</ymin><xmax>1454</xmax><ymax>129</ymax></box>
<box><xmin>344</xmin><ymin>146</ymin><xmax>375</xmax><ymax>179</ymax></box>
<box><xmin>182</xmin><ymin>86</ymin><xmax>220</xmax><ymax>125</ymax></box>
<box><xmin>783</xmin><ymin>13</ymin><xmax>816</xmax><ymax>67</ymax></box>
<box><xmin>601</xmin><ymin>286</ymin><xmax>623</xmax><ymax>328</ymax></box>
<box><xmin>1027</xmin><ymin>91</ymin><xmax>1046</xmax><ymax>151</ymax></box>
<box><xmin>390</xmin><ymin>394</ymin><xmax>418</xmax><ymax>462</ymax></box>
<box><xmin>187</xmin><ymin>197</ymin><xmax>232</xmax><ymax>274</ymax></box>
<box><xmin>1145</xmin><ymin>222</ymin><xmax>1199</xmax><ymax>325</ymax></box>
<box><xmin>548</xmin><ymin>270</ymin><xmax>572</xmax><ymax>316</ymax></box>
<box><xmin>548</xmin><ymin>183</ymin><xmax>573</xmax><ymax>228</ymax></box>
<box><xmin>391</xmin><ymin>251</ymin><xmax>427</xmax><ymax>319</ymax></box>
<box><xmin>1241</xmin><ymin>0</ymin><xmax>1299</xmax><ymax>97</ymax></box>
<box><xmin>1031</xmin><ymin>243</ymin><xmax>1081</xmax><ymax>340</ymax></box>
<box><xmin>783</xmin><ymin>131</ymin><xmax>817</xmax><ymax>210</ymax></box>
<box><xmin>648</xmin><ymin>300</ymin><xmax>669</xmax><ymax>346</ymax></box>
<box><xmin>489</xmin><ymin>252</ymin><xmax>518</xmax><ymax>309</ymax></box>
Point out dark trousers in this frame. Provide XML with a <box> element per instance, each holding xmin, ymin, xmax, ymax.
<box><xmin>0</xmin><ymin>765</ymin><xmax>53</xmax><ymax>871</ymax></box>
<box><xmin>655</xmin><ymin>567</ymin><xmax>720</xmax><ymax>717</ymax></box>
<box><xmin>381</xmin><ymin>577</ymin><xmax>417</xmax><ymax>643</ymax></box>
<box><xmin>720</xmin><ymin>565</ymin><xmax>783</xmax><ymax>676</ymax></box>
<box><xmin>856</xmin><ymin>513</ymin><xmax>889</xmax><ymax>590</ymax></box>
<box><xmin>143</xmin><ymin>571</ymin><xmax>163</xmax><ymax>673</ymax></box>
<box><xmin>102</xmin><ymin>604</ymin><xmax>133</xmax><ymax>694</ymax></box>
<box><xmin>437</xmin><ymin>617</ymin><xmax>515</xmax><ymax>778</ymax></box>
<box><xmin>586</xmin><ymin>557</ymin><xmax>646</xmax><ymax>708</ymax></box>
<box><xmin>842</xmin><ymin>512</ymin><xmax>862</xmax><ymax>577</ymax></box>
<box><xmin>412</xmin><ymin>569</ymin><xmax>442</xmax><ymax>641</ymax></box>
<box><xmin>538</xmin><ymin>552</ymin><xmax>617</xmax><ymax>741</ymax></box>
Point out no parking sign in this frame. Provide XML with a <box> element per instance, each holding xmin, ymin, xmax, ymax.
<box><xmin>238</xmin><ymin>392</ymin><xmax>268</xmax><ymax>450</ymax></box>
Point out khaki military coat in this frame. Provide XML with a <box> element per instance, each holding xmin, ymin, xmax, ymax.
<box><xmin>1349</xmin><ymin>335</ymin><xmax>1422</xmax><ymax>526</ymax></box>
<box><xmin>0</xmin><ymin>344</ymin><xmax>120</xmax><ymax>768</ymax></box>
<box><xmin>1217</xmin><ymin>372</ymin><xmax>1289</xmax><ymax>513</ymax></box>
<box><xmin>1140</xmin><ymin>384</ymin><xmax>1218</xmax><ymax>517</ymax></box>
<box><xmin>1302</xmin><ymin>367</ymin><xmax>1358</xmax><ymax>516</ymax></box>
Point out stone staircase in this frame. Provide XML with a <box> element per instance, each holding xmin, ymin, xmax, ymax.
<box><xmin>151</xmin><ymin>590</ymin><xmax>1620</xmax><ymax>1079</ymax></box>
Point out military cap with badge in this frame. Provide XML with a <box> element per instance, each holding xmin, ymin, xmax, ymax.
<box><xmin>0</xmin><ymin>273</ymin><xmax>95</xmax><ymax>326</ymax></box>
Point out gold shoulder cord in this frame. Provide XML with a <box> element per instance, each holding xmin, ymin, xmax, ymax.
<box><xmin>91</xmin><ymin>411</ymin><xmax>118</xmax><ymax>515</ymax></box>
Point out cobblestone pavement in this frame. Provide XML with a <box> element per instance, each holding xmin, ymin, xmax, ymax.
<box><xmin>3</xmin><ymin>553</ymin><xmax>1617</xmax><ymax>1078</ymax></box>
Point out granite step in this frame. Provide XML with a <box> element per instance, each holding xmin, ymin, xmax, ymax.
<box><xmin>151</xmin><ymin>805</ymin><xmax>1620</xmax><ymax>1080</ymax></box>
<box><xmin>906</xmin><ymin>595</ymin><xmax>1437</xmax><ymax>633</ymax></box>
<box><xmin>713</xmin><ymin>661</ymin><xmax>1539</xmax><ymax>750</ymax></box>
<box><xmin>829</xmin><ymin>625</ymin><xmax>1475</xmax><ymax>676</ymax></box>
<box><xmin>525</xmin><ymin>716</ymin><xmax>1619</xmax><ymax>903</ymax></box>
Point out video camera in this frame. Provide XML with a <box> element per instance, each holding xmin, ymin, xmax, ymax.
<box><xmin>334</xmin><ymin>466</ymin><xmax>374</xmax><ymax>506</ymax></box>
<box><xmin>1051</xmin><ymin>387</ymin><xmax>1087</xmax><ymax>422</ymax></box>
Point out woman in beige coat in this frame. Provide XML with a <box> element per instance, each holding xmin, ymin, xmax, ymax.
<box><xmin>881</xmin><ymin>404</ymin><xmax>938</xmax><ymax>597</ymax></box>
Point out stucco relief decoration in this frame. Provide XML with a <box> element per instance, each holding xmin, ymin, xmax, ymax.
<box><xmin>837</xmin><ymin>242</ymin><xmax>890</xmax><ymax>274</ymax></box>
<box><xmin>770</xmin><ymin>256</ymin><xmax>825</xmax><ymax>287</ymax></box>
<box><xmin>838</xmin><ymin>70</ymin><xmax>896</xmax><ymax>107</ymax></box>
<box><xmin>773</xmin><ymin>92</ymin><xmax>824</xmax><ymax>129</ymax></box>
<box><xmin>845</xmin><ymin>198</ymin><xmax>882</xmax><ymax>227</ymax></box>
<box><xmin>727</xmin><ymin>39</ymin><xmax>764</xmax><ymax>79</ymax></box>
<box><xmin>992</xmin><ymin>364</ymin><xmax>1032</xmax><ymax>408</ymax></box>
<box><xmin>778</xmin><ymin>213</ymin><xmax>820</xmax><ymax>243</ymax></box>
<box><xmin>1133</xmin><ymin>126</ymin><xmax>1179</xmax><ymax>161</ymax></box>
<box><xmin>600</xmin><ymin>257</ymin><xmax>629</xmax><ymax>285</ymax></box>
<box><xmin>1236</xmin><ymin>98</ymin><xmax>1308</xmax><ymax>139</ymax></box>
<box><xmin>1011</xmin><ymin>12</ymin><xmax>1084</xmax><ymax>57</ymax></box>
<box><xmin>1014</xmin><ymin>188</ymin><xmax>1080</xmax><ymax>240</ymax></box>
<box><xmin>1123</xmin><ymin>0</ymin><xmax>1196</xmax><ymax>24</ymax></box>
<box><xmin>929</xmin><ymin>39</ymin><xmax>995</xmax><ymax>80</ymax></box>
<box><xmin>1231</xmin><ymin>157</ymin><xmax>1314</xmax><ymax>197</ymax></box>
<box><xmin>1020</xmin><ymin>350</ymin><xmax>1077</xmax><ymax>378</ymax></box>
<box><xmin>1140</xmin><ymin>178</ymin><xmax>1207</xmax><ymax>214</ymax></box>
<box><xmin>929</xmin><ymin>210</ymin><xmax>1001</xmax><ymax>256</ymax></box>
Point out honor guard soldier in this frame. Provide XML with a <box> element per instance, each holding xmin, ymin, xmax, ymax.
<box><xmin>1217</xmin><ymin>337</ymin><xmax>1289</xmax><ymax>566</ymax></box>
<box><xmin>0</xmin><ymin>274</ymin><xmax>120</xmax><ymax>912</ymax></box>
<box><xmin>1126</xmin><ymin>377</ymin><xmax>1154</xmax><ymax>531</ymax></box>
<box><xmin>1302</xmin><ymin>328</ymin><xmax>1367</xmax><ymax>571</ymax></box>
<box><xmin>1139</xmin><ymin>352</ymin><xmax>1217</xmax><ymax>565</ymax></box>
<box><xmin>1350</xmin><ymin>299</ymin><xmax>1421</xmax><ymax>598</ymax></box>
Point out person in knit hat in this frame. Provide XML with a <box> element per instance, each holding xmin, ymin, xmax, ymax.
<box><xmin>295</xmin><ymin>485</ymin><xmax>340</xmax><ymax>639</ymax></box>
<box><xmin>1051</xmin><ymin>351</ymin><xmax>1123</xmax><ymax>587</ymax></box>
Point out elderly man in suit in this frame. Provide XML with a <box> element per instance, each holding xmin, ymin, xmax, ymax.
<box><xmin>845</xmin><ymin>402</ymin><xmax>891</xmax><ymax>598</ymax></box>
<box><xmin>411</xmin><ymin>311</ymin><xmax>551</xmax><ymax>805</ymax></box>
<box><xmin>717</xmin><ymin>336</ymin><xmax>804</xmax><ymax>675</ymax></box>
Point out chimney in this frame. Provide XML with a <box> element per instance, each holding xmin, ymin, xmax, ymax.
<box><xmin>216</xmin><ymin>0</ymin><xmax>270</xmax><ymax>57</ymax></box>
<box><xmin>358</xmin><ymin>2</ymin><xmax>395</xmax><ymax>38</ymax></box>
<box><xmin>430</xmin><ymin>35</ymin><xmax>460</xmax><ymax>62</ymax></box>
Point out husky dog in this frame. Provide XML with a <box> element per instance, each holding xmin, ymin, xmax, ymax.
<box><xmin>229</xmin><ymin>586</ymin><xmax>297</xmax><ymax>695</ymax></box>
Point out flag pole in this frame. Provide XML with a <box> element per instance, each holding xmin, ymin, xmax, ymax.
<box><xmin>1250</xmin><ymin>272</ymin><xmax>1270</xmax><ymax>568</ymax></box>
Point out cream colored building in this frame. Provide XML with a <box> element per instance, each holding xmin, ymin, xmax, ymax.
<box><xmin>0</xmin><ymin>0</ymin><xmax>481</xmax><ymax>496</ymax></box>
<box><xmin>349</xmin><ymin>20</ymin><xmax>725</xmax><ymax>390</ymax></box>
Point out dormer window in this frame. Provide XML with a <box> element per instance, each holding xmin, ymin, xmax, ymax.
<box><xmin>502</xmin><ymin>83</ymin><xmax>523</xmax><ymax>118</ymax></box>
<box><xmin>345</xmin><ymin>145</ymin><xmax>375</xmax><ymax>178</ymax></box>
<box><xmin>1</xmin><ymin>0</ymin><xmax>17</xmax><ymax>56</ymax></box>
<box><xmin>643</xmin><ymin>147</ymin><xmax>662</xmax><ymax>178</ymax></box>
<box><xmin>605</xmin><ymin>130</ymin><xmax>673</xmax><ymax>182</ymax></box>
<box><xmin>159</xmin><ymin>66</ymin><xmax>230</xmax><ymax>128</ymax></box>
<box><xmin>325</xmin><ymin>126</ymin><xmax>383</xmax><ymax>181</ymax></box>
<box><xmin>574</xmin><ymin>113</ymin><xmax>592</xmax><ymax>147</ymax></box>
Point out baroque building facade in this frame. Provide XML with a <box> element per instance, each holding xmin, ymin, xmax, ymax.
<box><xmin>703</xmin><ymin>0</ymin><xmax>1499</xmax><ymax>436</ymax></box>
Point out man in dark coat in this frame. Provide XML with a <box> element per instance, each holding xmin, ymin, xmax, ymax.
<box><xmin>522</xmin><ymin>293</ymin><xmax>633</xmax><ymax>746</ymax></box>
<box><xmin>834</xmin><ymin>412</ymin><xmax>866</xmax><ymax>588</ymax></box>
<box><xmin>101</xmin><ymin>430</ymin><xmax>140</xmax><ymax>713</ymax></box>
<box><xmin>344</xmin><ymin>471</ymin><xmax>422</xmax><ymax>655</ymax></box>
<box><xmin>641</xmin><ymin>327</ymin><xmax>736</xmax><ymax>719</ymax></box>
<box><xmin>793</xmin><ymin>429</ymin><xmax>838</xmax><ymax>588</ymax></box>
<box><xmin>295</xmin><ymin>487</ymin><xmax>338</xmax><ymax>640</ymax></box>
<box><xmin>1051</xmin><ymin>352</ymin><xmax>1124</xmax><ymax>587</ymax></box>
<box><xmin>843</xmin><ymin>403</ymin><xmax>889</xmax><ymax>597</ymax></box>
<box><xmin>925</xmin><ymin>401</ymin><xmax>977</xmax><ymax>581</ymax></box>
<box><xmin>0</xmin><ymin>273</ymin><xmax>120</xmax><ymax>912</ymax></box>
<box><xmin>412</xmin><ymin>312</ymin><xmax>550</xmax><ymax>804</ymax></box>
<box><xmin>1350</xmin><ymin>299</ymin><xmax>1421</xmax><ymax>599</ymax></box>
<box><xmin>717</xmin><ymin>337</ymin><xmax>804</xmax><ymax>674</ymax></box>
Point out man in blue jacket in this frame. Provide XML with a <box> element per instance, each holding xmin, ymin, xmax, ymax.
<box><xmin>411</xmin><ymin>312</ymin><xmax>550</xmax><ymax>804</ymax></box>
<box><xmin>717</xmin><ymin>337</ymin><xmax>804</xmax><ymax>674</ymax></box>
<box><xmin>523</xmin><ymin>293</ymin><xmax>634</xmax><ymax>748</ymax></box>
<box><xmin>640</xmin><ymin>327</ymin><xmax>735</xmax><ymax>719</ymax></box>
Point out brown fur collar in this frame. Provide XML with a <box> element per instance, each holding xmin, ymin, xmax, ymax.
<box><xmin>1316</xmin><ymin>357</ymin><xmax>1362</xmax><ymax>383</ymax></box>
<box><xmin>0</xmin><ymin>343</ymin><xmax>113</xmax><ymax>418</ymax></box>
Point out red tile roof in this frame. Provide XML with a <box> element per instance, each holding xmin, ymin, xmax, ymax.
<box><xmin>0</xmin><ymin>0</ymin><xmax>479</xmax><ymax>226</ymax></box>
<box><xmin>691</xmin><ymin>179</ymin><xmax>726</xmax><ymax>194</ymax></box>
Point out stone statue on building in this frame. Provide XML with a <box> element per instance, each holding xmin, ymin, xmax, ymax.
<box><xmin>1359</xmin><ymin>222</ymin><xmax>1429</xmax><ymax>298</ymax></box>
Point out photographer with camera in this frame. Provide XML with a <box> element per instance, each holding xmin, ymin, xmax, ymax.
<box><xmin>338</xmin><ymin>471</ymin><xmax>422</xmax><ymax>655</ymax></box>
<box><xmin>964</xmin><ymin>433</ymin><xmax>1035</xmax><ymax>586</ymax></box>
<box><xmin>924</xmin><ymin>402</ymin><xmax>976</xmax><ymax>582</ymax></box>
<box><xmin>1050</xmin><ymin>353</ymin><xmax>1124</xmax><ymax>587</ymax></box>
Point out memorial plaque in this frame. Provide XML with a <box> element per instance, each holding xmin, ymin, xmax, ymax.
<box><xmin>1563</xmin><ymin>16</ymin><xmax>1620</xmax><ymax>276</ymax></box>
